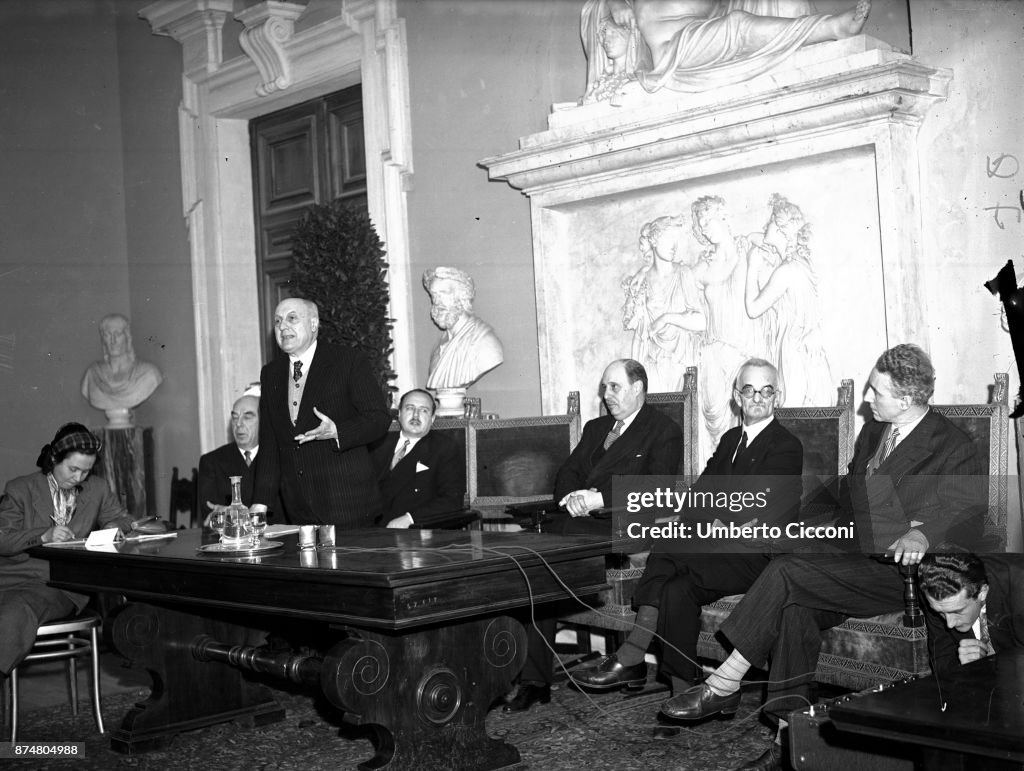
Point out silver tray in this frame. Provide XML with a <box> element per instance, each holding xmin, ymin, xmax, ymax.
<box><xmin>197</xmin><ymin>539</ymin><xmax>283</xmax><ymax>556</ymax></box>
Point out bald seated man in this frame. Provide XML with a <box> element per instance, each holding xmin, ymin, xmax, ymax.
<box><xmin>198</xmin><ymin>394</ymin><xmax>268</xmax><ymax>515</ymax></box>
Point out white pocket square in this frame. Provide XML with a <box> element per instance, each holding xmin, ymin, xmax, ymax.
<box><xmin>416</xmin><ymin>461</ymin><xmax>430</xmax><ymax>473</ymax></box>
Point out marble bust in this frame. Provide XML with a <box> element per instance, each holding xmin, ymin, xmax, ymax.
<box><xmin>81</xmin><ymin>314</ymin><xmax>163</xmax><ymax>427</ymax></box>
<box><xmin>423</xmin><ymin>267</ymin><xmax>503</xmax><ymax>390</ymax></box>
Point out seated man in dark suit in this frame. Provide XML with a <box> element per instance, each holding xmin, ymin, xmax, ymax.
<box><xmin>920</xmin><ymin>548</ymin><xmax>1024</xmax><ymax>676</ymax></box>
<box><xmin>372</xmin><ymin>389</ymin><xmax>466</xmax><ymax>528</ymax></box>
<box><xmin>574</xmin><ymin>358</ymin><xmax>803</xmax><ymax>735</ymax></box>
<box><xmin>504</xmin><ymin>358</ymin><xmax>683</xmax><ymax>712</ymax></box>
<box><xmin>667</xmin><ymin>344</ymin><xmax>985</xmax><ymax>771</ymax></box>
<box><xmin>198</xmin><ymin>393</ymin><xmax>264</xmax><ymax>514</ymax></box>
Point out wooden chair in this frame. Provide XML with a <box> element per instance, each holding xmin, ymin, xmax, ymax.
<box><xmin>467</xmin><ymin>411</ymin><xmax>582</xmax><ymax>515</ymax></box>
<box><xmin>168</xmin><ymin>466</ymin><xmax>198</xmax><ymax>529</ymax></box>
<box><xmin>377</xmin><ymin>396</ymin><xmax>582</xmax><ymax>529</ymax></box>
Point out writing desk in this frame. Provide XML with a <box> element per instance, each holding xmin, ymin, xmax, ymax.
<box><xmin>830</xmin><ymin>648</ymin><xmax>1024</xmax><ymax>768</ymax></box>
<box><xmin>37</xmin><ymin>528</ymin><xmax>608</xmax><ymax>770</ymax></box>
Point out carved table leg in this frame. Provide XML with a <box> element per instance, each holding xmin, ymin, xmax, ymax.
<box><xmin>106</xmin><ymin>602</ymin><xmax>285</xmax><ymax>753</ymax></box>
<box><xmin>321</xmin><ymin>615</ymin><xmax>527</xmax><ymax>771</ymax></box>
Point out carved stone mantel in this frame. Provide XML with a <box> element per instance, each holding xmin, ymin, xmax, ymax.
<box><xmin>482</xmin><ymin>36</ymin><xmax>951</xmax><ymax>419</ymax></box>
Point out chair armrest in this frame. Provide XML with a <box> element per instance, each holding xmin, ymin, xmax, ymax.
<box><xmin>899</xmin><ymin>563</ymin><xmax>924</xmax><ymax>628</ymax></box>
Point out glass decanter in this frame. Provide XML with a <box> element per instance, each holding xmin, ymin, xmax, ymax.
<box><xmin>220</xmin><ymin>475</ymin><xmax>252</xmax><ymax>548</ymax></box>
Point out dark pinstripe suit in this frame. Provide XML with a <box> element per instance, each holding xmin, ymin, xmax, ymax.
<box><xmin>717</xmin><ymin>410</ymin><xmax>985</xmax><ymax>712</ymax></box>
<box><xmin>254</xmin><ymin>342</ymin><xmax>390</xmax><ymax>527</ymax></box>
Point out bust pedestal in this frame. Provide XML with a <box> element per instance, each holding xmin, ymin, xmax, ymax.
<box><xmin>93</xmin><ymin>426</ymin><xmax>155</xmax><ymax>518</ymax></box>
<box><xmin>434</xmin><ymin>387</ymin><xmax>468</xmax><ymax>418</ymax></box>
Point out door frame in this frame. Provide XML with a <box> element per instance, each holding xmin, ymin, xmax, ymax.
<box><xmin>141</xmin><ymin>0</ymin><xmax>414</xmax><ymax>451</ymax></box>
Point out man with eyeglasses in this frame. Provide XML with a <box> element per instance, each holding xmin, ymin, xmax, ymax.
<box><xmin>574</xmin><ymin>358</ymin><xmax>803</xmax><ymax>738</ymax></box>
<box><xmin>372</xmin><ymin>389</ymin><xmax>466</xmax><ymax>529</ymax></box>
<box><xmin>665</xmin><ymin>344</ymin><xmax>985</xmax><ymax>771</ymax></box>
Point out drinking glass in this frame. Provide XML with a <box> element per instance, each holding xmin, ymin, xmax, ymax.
<box><xmin>208</xmin><ymin>509</ymin><xmax>227</xmax><ymax>543</ymax></box>
<box><xmin>249</xmin><ymin>509</ymin><xmax>267</xmax><ymax>548</ymax></box>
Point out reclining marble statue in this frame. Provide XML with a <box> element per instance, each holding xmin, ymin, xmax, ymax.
<box><xmin>81</xmin><ymin>313</ymin><xmax>163</xmax><ymax>428</ymax></box>
<box><xmin>581</xmin><ymin>0</ymin><xmax>871</xmax><ymax>97</ymax></box>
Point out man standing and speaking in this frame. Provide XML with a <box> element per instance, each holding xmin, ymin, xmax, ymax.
<box><xmin>252</xmin><ymin>298</ymin><xmax>390</xmax><ymax>528</ymax></box>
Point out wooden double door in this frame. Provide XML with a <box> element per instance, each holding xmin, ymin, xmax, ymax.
<box><xmin>250</xmin><ymin>85</ymin><xmax>366</xmax><ymax>361</ymax></box>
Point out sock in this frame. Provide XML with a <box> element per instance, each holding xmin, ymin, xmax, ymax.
<box><xmin>775</xmin><ymin>720</ymin><xmax>787</xmax><ymax>745</ymax></box>
<box><xmin>615</xmin><ymin>605</ymin><xmax>658</xmax><ymax>666</ymax></box>
<box><xmin>704</xmin><ymin>650</ymin><xmax>750</xmax><ymax>696</ymax></box>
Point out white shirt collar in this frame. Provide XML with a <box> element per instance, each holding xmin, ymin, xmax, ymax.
<box><xmin>238</xmin><ymin>445</ymin><xmax>258</xmax><ymax>460</ymax></box>
<box><xmin>397</xmin><ymin>433</ymin><xmax>424</xmax><ymax>453</ymax></box>
<box><xmin>888</xmin><ymin>408</ymin><xmax>928</xmax><ymax>447</ymax></box>
<box><xmin>741</xmin><ymin>414</ymin><xmax>775</xmax><ymax>445</ymax></box>
<box><xmin>616</xmin><ymin>407</ymin><xmax>641</xmax><ymax>433</ymax></box>
<box><xmin>289</xmin><ymin>339</ymin><xmax>318</xmax><ymax>372</ymax></box>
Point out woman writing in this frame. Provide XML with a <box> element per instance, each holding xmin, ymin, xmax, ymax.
<box><xmin>0</xmin><ymin>423</ymin><xmax>135</xmax><ymax>676</ymax></box>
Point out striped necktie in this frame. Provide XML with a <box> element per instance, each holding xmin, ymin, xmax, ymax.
<box><xmin>869</xmin><ymin>426</ymin><xmax>900</xmax><ymax>476</ymax></box>
<box><xmin>391</xmin><ymin>439</ymin><xmax>410</xmax><ymax>470</ymax></box>
<box><xmin>603</xmin><ymin>420</ymin><xmax>624</xmax><ymax>450</ymax></box>
<box><xmin>978</xmin><ymin>605</ymin><xmax>993</xmax><ymax>654</ymax></box>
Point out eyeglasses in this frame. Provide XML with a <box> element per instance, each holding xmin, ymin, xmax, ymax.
<box><xmin>737</xmin><ymin>385</ymin><xmax>776</xmax><ymax>399</ymax></box>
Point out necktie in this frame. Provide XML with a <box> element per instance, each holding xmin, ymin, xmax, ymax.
<box><xmin>603</xmin><ymin>420</ymin><xmax>624</xmax><ymax>450</ymax></box>
<box><xmin>292</xmin><ymin>360</ymin><xmax>303</xmax><ymax>384</ymax></box>
<box><xmin>978</xmin><ymin>605</ymin><xmax>992</xmax><ymax>654</ymax></box>
<box><xmin>870</xmin><ymin>426</ymin><xmax>900</xmax><ymax>476</ymax></box>
<box><xmin>732</xmin><ymin>431</ymin><xmax>748</xmax><ymax>467</ymax></box>
<box><xmin>391</xmin><ymin>439</ymin><xmax>410</xmax><ymax>470</ymax></box>
<box><xmin>243</xmin><ymin>450</ymin><xmax>252</xmax><ymax>467</ymax></box>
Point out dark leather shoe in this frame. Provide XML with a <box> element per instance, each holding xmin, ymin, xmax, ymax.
<box><xmin>571</xmin><ymin>654</ymin><xmax>647</xmax><ymax>691</ymax></box>
<box><xmin>735</xmin><ymin>742</ymin><xmax>783</xmax><ymax>770</ymax></box>
<box><xmin>502</xmin><ymin>683</ymin><xmax>551</xmax><ymax>713</ymax></box>
<box><xmin>660</xmin><ymin>684</ymin><xmax>741</xmax><ymax>720</ymax></box>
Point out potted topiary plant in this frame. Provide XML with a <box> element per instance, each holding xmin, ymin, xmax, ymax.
<box><xmin>289</xmin><ymin>199</ymin><xmax>396</xmax><ymax>404</ymax></box>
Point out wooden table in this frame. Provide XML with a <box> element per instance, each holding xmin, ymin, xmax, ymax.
<box><xmin>36</xmin><ymin>528</ymin><xmax>609</xmax><ymax>770</ymax></box>
<box><xmin>830</xmin><ymin>648</ymin><xmax>1024</xmax><ymax>769</ymax></box>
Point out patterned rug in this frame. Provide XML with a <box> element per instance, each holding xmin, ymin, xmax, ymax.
<box><xmin>11</xmin><ymin>678</ymin><xmax>776</xmax><ymax>770</ymax></box>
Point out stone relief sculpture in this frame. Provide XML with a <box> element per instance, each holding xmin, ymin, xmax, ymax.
<box><xmin>580</xmin><ymin>0</ymin><xmax>871</xmax><ymax>97</ymax></box>
<box><xmin>689</xmin><ymin>195</ymin><xmax>774</xmax><ymax>460</ymax></box>
<box><xmin>622</xmin><ymin>215</ymin><xmax>707</xmax><ymax>389</ymax></box>
<box><xmin>745</xmin><ymin>193</ymin><xmax>834</xmax><ymax>406</ymax></box>
<box><xmin>612</xmin><ymin>193</ymin><xmax>845</xmax><ymax>459</ymax></box>
<box><xmin>423</xmin><ymin>266</ymin><xmax>504</xmax><ymax>392</ymax></box>
<box><xmin>81</xmin><ymin>313</ymin><xmax>163</xmax><ymax>428</ymax></box>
